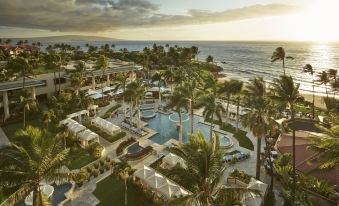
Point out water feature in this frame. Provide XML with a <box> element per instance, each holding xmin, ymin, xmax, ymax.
<box><xmin>147</xmin><ymin>112</ymin><xmax>231</xmax><ymax>147</ymax></box>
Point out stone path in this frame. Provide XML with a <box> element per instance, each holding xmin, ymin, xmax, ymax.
<box><xmin>0</xmin><ymin>127</ymin><xmax>10</xmax><ymax>148</ymax></box>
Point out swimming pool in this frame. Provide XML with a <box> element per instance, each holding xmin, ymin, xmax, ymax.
<box><xmin>127</xmin><ymin>143</ymin><xmax>144</xmax><ymax>153</ymax></box>
<box><xmin>147</xmin><ymin>112</ymin><xmax>231</xmax><ymax>146</ymax></box>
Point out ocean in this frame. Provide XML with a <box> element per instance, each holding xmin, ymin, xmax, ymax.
<box><xmin>44</xmin><ymin>40</ymin><xmax>339</xmax><ymax>96</ymax></box>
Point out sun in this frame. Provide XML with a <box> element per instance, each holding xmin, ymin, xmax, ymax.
<box><xmin>289</xmin><ymin>0</ymin><xmax>339</xmax><ymax>42</ymax></box>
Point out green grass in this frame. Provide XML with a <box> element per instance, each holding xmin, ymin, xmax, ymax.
<box><xmin>206</xmin><ymin>119</ymin><xmax>254</xmax><ymax>151</ymax></box>
<box><xmin>101</xmin><ymin>103</ymin><xmax>121</xmax><ymax>119</ymax></box>
<box><xmin>33</xmin><ymin>65</ymin><xmax>57</xmax><ymax>74</ymax></box>
<box><xmin>93</xmin><ymin>175</ymin><xmax>154</xmax><ymax>206</ymax></box>
<box><xmin>67</xmin><ymin>149</ymin><xmax>98</xmax><ymax>170</ymax></box>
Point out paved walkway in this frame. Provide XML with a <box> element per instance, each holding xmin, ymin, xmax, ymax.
<box><xmin>0</xmin><ymin>127</ymin><xmax>10</xmax><ymax>148</ymax></box>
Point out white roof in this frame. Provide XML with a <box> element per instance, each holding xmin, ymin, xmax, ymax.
<box><xmin>77</xmin><ymin>129</ymin><xmax>99</xmax><ymax>141</ymax></box>
<box><xmin>66</xmin><ymin>110</ymin><xmax>89</xmax><ymax>119</ymax></box>
<box><xmin>91</xmin><ymin>117</ymin><xmax>121</xmax><ymax>133</ymax></box>
<box><xmin>134</xmin><ymin>166</ymin><xmax>155</xmax><ymax>180</ymax></box>
<box><xmin>89</xmin><ymin>93</ymin><xmax>108</xmax><ymax>100</ymax></box>
<box><xmin>68</xmin><ymin>122</ymin><xmax>86</xmax><ymax>134</ymax></box>
<box><xmin>59</xmin><ymin>118</ymin><xmax>75</xmax><ymax>125</ymax></box>
<box><xmin>145</xmin><ymin>173</ymin><xmax>167</xmax><ymax>189</ymax></box>
<box><xmin>158</xmin><ymin>180</ymin><xmax>189</xmax><ymax>199</ymax></box>
<box><xmin>86</xmin><ymin>89</ymin><xmax>98</xmax><ymax>96</ymax></box>
<box><xmin>163</xmin><ymin>153</ymin><xmax>186</xmax><ymax>168</ymax></box>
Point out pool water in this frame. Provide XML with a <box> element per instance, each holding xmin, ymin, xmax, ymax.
<box><xmin>127</xmin><ymin>143</ymin><xmax>144</xmax><ymax>153</ymax></box>
<box><xmin>147</xmin><ymin>113</ymin><xmax>230</xmax><ymax>146</ymax></box>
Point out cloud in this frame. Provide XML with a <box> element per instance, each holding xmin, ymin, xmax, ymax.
<box><xmin>0</xmin><ymin>0</ymin><xmax>300</xmax><ymax>32</ymax></box>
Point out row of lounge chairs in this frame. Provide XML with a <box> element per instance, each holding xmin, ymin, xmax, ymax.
<box><xmin>223</xmin><ymin>151</ymin><xmax>250</xmax><ymax>163</ymax></box>
<box><xmin>121</xmin><ymin>122</ymin><xmax>148</xmax><ymax>136</ymax></box>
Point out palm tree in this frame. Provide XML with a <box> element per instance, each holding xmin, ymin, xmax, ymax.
<box><xmin>303</xmin><ymin>64</ymin><xmax>315</xmax><ymax>119</ymax></box>
<box><xmin>96</xmin><ymin>55</ymin><xmax>109</xmax><ymax>98</ymax></box>
<box><xmin>42</xmin><ymin>109</ymin><xmax>56</xmax><ymax>128</ymax></box>
<box><xmin>165</xmin><ymin>131</ymin><xmax>255</xmax><ymax>205</ymax></box>
<box><xmin>167</xmin><ymin>88</ymin><xmax>189</xmax><ymax>143</ymax></box>
<box><xmin>114</xmin><ymin>73</ymin><xmax>129</xmax><ymax>119</ymax></box>
<box><xmin>316</xmin><ymin>71</ymin><xmax>330</xmax><ymax>98</ymax></box>
<box><xmin>271</xmin><ymin>47</ymin><xmax>294</xmax><ymax>75</ymax></box>
<box><xmin>18</xmin><ymin>92</ymin><xmax>38</xmax><ymax>128</ymax></box>
<box><xmin>197</xmin><ymin>75</ymin><xmax>224</xmax><ymax>139</ymax></box>
<box><xmin>206</xmin><ymin>55</ymin><xmax>214</xmax><ymax>63</ymax></box>
<box><xmin>0</xmin><ymin>126</ymin><xmax>74</xmax><ymax>206</ymax></box>
<box><xmin>162</xmin><ymin>67</ymin><xmax>175</xmax><ymax>93</ymax></box>
<box><xmin>6</xmin><ymin>56</ymin><xmax>34</xmax><ymax>89</ymax></box>
<box><xmin>220</xmin><ymin>79</ymin><xmax>243</xmax><ymax>125</ymax></box>
<box><xmin>177</xmin><ymin>79</ymin><xmax>203</xmax><ymax>134</ymax></box>
<box><xmin>151</xmin><ymin>71</ymin><xmax>165</xmax><ymax>106</ymax></box>
<box><xmin>116</xmin><ymin>165</ymin><xmax>134</xmax><ymax>206</ymax></box>
<box><xmin>124</xmin><ymin>80</ymin><xmax>145</xmax><ymax>128</ymax></box>
<box><xmin>308</xmin><ymin>125</ymin><xmax>339</xmax><ymax>169</ymax></box>
<box><xmin>327</xmin><ymin>69</ymin><xmax>338</xmax><ymax>99</ymax></box>
<box><xmin>270</xmin><ymin>75</ymin><xmax>302</xmax><ymax>204</ymax></box>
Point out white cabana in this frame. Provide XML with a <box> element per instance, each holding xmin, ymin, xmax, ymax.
<box><xmin>134</xmin><ymin>166</ymin><xmax>156</xmax><ymax>180</ymax></box>
<box><xmin>25</xmin><ymin>184</ymin><xmax>54</xmax><ymax>206</ymax></box>
<box><xmin>134</xmin><ymin>166</ymin><xmax>190</xmax><ymax>201</ymax></box>
<box><xmin>68</xmin><ymin>122</ymin><xmax>86</xmax><ymax>135</ymax></box>
<box><xmin>59</xmin><ymin>118</ymin><xmax>75</xmax><ymax>126</ymax></box>
<box><xmin>318</xmin><ymin>115</ymin><xmax>325</xmax><ymax>123</ymax></box>
<box><xmin>86</xmin><ymin>89</ymin><xmax>98</xmax><ymax>96</ymax></box>
<box><xmin>89</xmin><ymin>93</ymin><xmax>108</xmax><ymax>100</ymax></box>
<box><xmin>88</xmin><ymin>104</ymin><xmax>99</xmax><ymax>116</ymax></box>
<box><xmin>243</xmin><ymin>178</ymin><xmax>268</xmax><ymax>206</ymax></box>
<box><xmin>67</xmin><ymin>110</ymin><xmax>89</xmax><ymax>122</ymax></box>
<box><xmin>162</xmin><ymin>153</ymin><xmax>186</xmax><ymax>169</ymax></box>
<box><xmin>77</xmin><ymin>129</ymin><xmax>99</xmax><ymax>146</ymax></box>
<box><xmin>275</xmin><ymin>118</ymin><xmax>287</xmax><ymax>125</ymax></box>
<box><xmin>91</xmin><ymin>117</ymin><xmax>121</xmax><ymax>135</ymax></box>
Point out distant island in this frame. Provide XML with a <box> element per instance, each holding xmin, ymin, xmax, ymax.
<box><xmin>8</xmin><ymin>35</ymin><xmax>122</xmax><ymax>43</ymax></box>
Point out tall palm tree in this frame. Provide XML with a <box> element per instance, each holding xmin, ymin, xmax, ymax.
<box><xmin>96</xmin><ymin>55</ymin><xmax>109</xmax><ymax>98</ymax></box>
<box><xmin>165</xmin><ymin>131</ymin><xmax>255</xmax><ymax>205</ymax></box>
<box><xmin>124</xmin><ymin>80</ymin><xmax>145</xmax><ymax>128</ymax></box>
<box><xmin>114</xmin><ymin>73</ymin><xmax>129</xmax><ymax>119</ymax></box>
<box><xmin>270</xmin><ymin>75</ymin><xmax>302</xmax><ymax>204</ymax></box>
<box><xmin>303</xmin><ymin>64</ymin><xmax>315</xmax><ymax>119</ymax></box>
<box><xmin>6</xmin><ymin>56</ymin><xmax>34</xmax><ymax>89</ymax></box>
<box><xmin>271</xmin><ymin>47</ymin><xmax>294</xmax><ymax>75</ymax></box>
<box><xmin>42</xmin><ymin>109</ymin><xmax>56</xmax><ymax>128</ymax></box>
<box><xmin>18</xmin><ymin>92</ymin><xmax>38</xmax><ymax>128</ymax></box>
<box><xmin>220</xmin><ymin>79</ymin><xmax>243</xmax><ymax>125</ymax></box>
<box><xmin>327</xmin><ymin>69</ymin><xmax>338</xmax><ymax>99</ymax></box>
<box><xmin>116</xmin><ymin>165</ymin><xmax>134</xmax><ymax>206</ymax></box>
<box><xmin>162</xmin><ymin>67</ymin><xmax>175</xmax><ymax>93</ymax></box>
<box><xmin>241</xmin><ymin>97</ymin><xmax>269</xmax><ymax>180</ymax></box>
<box><xmin>0</xmin><ymin>126</ymin><xmax>74</xmax><ymax>206</ymax></box>
<box><xmin>151</xmin><ymin>71</ymin><xmax>165</xmax><ymax>106</ymax></box>
<box><xmin>177</xmin><ymin>79</ymin><xmax>203</xmax><ymax>134</ymax></box>
<box><xmin>316</xmin><ymin>71</ymin><xmax>330</xmax><ymax>98</ymax></box>
<box><xmin>308</xmin><ymin>125</ymin><xmax>339</xmax><ymax>169</ymax></box>
<box><xmin>167</xmin><ymin>88</ymin><xmax>189</xmax><ymax>143</ymax></box>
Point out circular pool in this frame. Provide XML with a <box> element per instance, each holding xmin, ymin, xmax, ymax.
<box><xmin>168</xmin><ymin>113</ymin><xmax>189</xmax><ymax>123</ymax></box>
<box><xmin>141</xmin><ymin>111</ymin><xmax>156</xmax><ymax>119</ymax></box>
<box><xmin>220</xmin><ymin>135</ymin><xmax>233</xmax><ymax>148</ymax></box>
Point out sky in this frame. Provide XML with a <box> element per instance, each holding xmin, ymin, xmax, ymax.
<box><xmin>0</xmin><ymin>0</ymin><xmax>339</xmax><ymax>41</ymax></box>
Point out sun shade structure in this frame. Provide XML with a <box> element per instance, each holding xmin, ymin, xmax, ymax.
<box><xmin>68</xmin><ymin>122</ymin><xmax>86</xmax><ymax>135</ymax></box>
<box><xmin>77</xmin><ymin>129</ymin><xmax>99</xmax><ymax>146</ymax></box>
<box><xmin>66</xmin><ymin>110</ymin><xmax>89</xmax><ymax>122</ymax></box>
<box><xmin>243</xmin><ymin>178</ymin><xmax>268</xmax><ymax>206</ymax></box>
<box><xmin>134</xmin><ymin>166</ymin><xmax>191</xmax><ymax>200</ymax></box>
<box><xmin>162</xmin><ymin>153</ymin><xmax>186</xmax><ymax>169</ymax></box>
<box><xmin>91</xmin><ymin>117</ymin><xmax>121</xmax><ymax>135</ymax></box>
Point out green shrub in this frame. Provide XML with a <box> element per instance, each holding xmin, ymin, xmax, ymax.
<box><xmin>92</xmin><ymin>169</ymin><xmax>99</xmax><ymax>177</ymax></box>
<box><xmin>229</xmin><ymin>169</ymin><xmax>253</xmax><ymax>184</ymax></box>
<box><xmin>74</xmin><ymin>171</ymin><xmax>88</xmax><ymax>187</ymax></box>
<box><xmin>94</xmin><ymin>162</ymin><xmax>99</xmax><ymax>169</ymax></box>
<box><xmin>99</xmin><ymin>167</ymin><xmax>105</xmax><ymax>174</ymax></box>
<box><xmin>105</xmin><ymin>156</ymin><xmax>111</xmax><ymax>162</ymax></box>
<box><xmin>86</xmin><ymin>166</ymin><xmax>93</xmax><ymax>174</ymax></box>
<box><xmin>99</xmin><ymin>159</ymin><xmax>105</xmax><ymax>166</ymax></box>
<box><xmin>104</xmin><ymin>162</ymin><xmax>111</xmax><ymax>170</ymax></box>
<box><xmin>87</xmin><ymin>142</ymin><xmax>104</xmax><ymax>158</ymax></box>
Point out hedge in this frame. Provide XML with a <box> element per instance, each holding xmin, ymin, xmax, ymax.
<box><xmin>116</xmin><ymin>137</ymin><xmax>136</xmax><ymax>156</ymax></box>
<box><xmin>101</xmin><ymin>104</ymin><xmax>122</xmax><ymax>119</ymax></box>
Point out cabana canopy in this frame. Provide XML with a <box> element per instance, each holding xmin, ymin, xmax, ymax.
<box><xmin>134</xmin><ymin>166</ymin><xmax>191</xmax><ymax>200</ymax></box>
<box><xmin>77</xmin><ymin>129</ymin><xmax>99</xmax><ymax>141</ymax></box>
<box><xmin>91</xmin><ymin>117</ymin><xmax>121</xmax><ymax>134</ymax></box>
<box><xmin>68</xmin><ymin>122</ymin><xmax>86</xmax><ymax>134</ymax></box>
<box><xmin>163</xmin><ymin>153</ymin><xmax>186</xmax><ymax>168</ymax></box>
<box><xmin>67</xmin><ymin>110</ymin><xmax>89</xmax><ymax>119</ymax></box>
<box><xmin>90</xmin><ymin>93</ymin><xmax>108</xmax><ymax>100</ymax></box>
<box><xmin>59</xmin><ymin>118</ymin><xmax>76</xmax><ymax>126</ymax></box>
<box><xmin>243</xmin><ymin>178</ymin><xmax>268</xmax><ymax>206</ymax></box>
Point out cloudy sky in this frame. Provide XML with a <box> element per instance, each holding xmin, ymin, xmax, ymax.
<box><xmin>0</xmin><ymin>0</ymin><xmax>339</xmax><ymax>41</ymax></box>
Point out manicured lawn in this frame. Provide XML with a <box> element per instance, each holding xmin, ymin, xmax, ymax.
<box><xmin>67</xmin><ymin>149</ymin><xmax>98</xmax><ymax>170</ymax></box>
<box><xmin>93</xmin><ymin>175</ymin><xmax>154</xmax><ymax>206</ymax></box>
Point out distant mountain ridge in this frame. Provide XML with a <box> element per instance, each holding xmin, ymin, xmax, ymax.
<box><xmin>8</xmin><ymin>35</ymin><xmax>122</xmax><ymax>42</ymax></box>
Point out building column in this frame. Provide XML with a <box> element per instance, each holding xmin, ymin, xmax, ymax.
<box><xmin>3</xmin><ymin>91</ymin><xmax>10</xmax><ymax>121</ymax></box>
<box><xmin>92</xmin><ymin>76</ymin><xmax>96</xmax><ymax>90</ymax></box>
<box><xmin>31</xmin><ymin>87</ymin><xmax>36</xmax><ymax>100</ymax></box>
<box><xmin>106</xmin><ymin>74</ymin><xmax>110</xmax><ymax>86</ymax></box>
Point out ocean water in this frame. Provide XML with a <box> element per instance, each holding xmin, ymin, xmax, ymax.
<box><xmin>44</xmin><ymin>40</ymin><xmax>339</xmax><ymax>96</ymax></box>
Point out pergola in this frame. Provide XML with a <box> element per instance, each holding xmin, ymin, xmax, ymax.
<box><xmin>66</xmin><ymin>110</ymin><xmax>89</xmax><ymax>122</ymax></box>
<box><xmin>77</xmin><ymin>129</ymin><xmax>99</xmax><ymax>147</ymax></box>
<box><xmin>91</xmin><ymin>117</ymin><xmax>121</xmax><ymax>135</ymax></box>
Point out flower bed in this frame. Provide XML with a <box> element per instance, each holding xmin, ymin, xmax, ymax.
<box><xmin>116</xmin><ymin>137</ymin><xmax>136</xmax><ymax>156</ymax></box>
<box><xmin>125</xmin><ymin>146</ymin><xmax>153</xmax><ymax>161</ymax></box>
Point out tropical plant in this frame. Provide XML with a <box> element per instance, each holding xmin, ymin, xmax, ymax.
<box><xmin>42</xmin><ymin>109</ymin><xmax>56</xmax><ymax>127</ymax></box>
<box><xmin>165</xmin><ymin>131</ymin><xmax>256</xmax><ymax>206</ymax></box>
<box><xmin>70</xmin><ymin>61</ymin><xmax>86</xmax><ymax>96</ymax></box>
<box><xmin>6</xmin><ymin>56</ymin><xmax>34</xmax><ymax>88</ymax></box>
<box><xmin>18</xmin><ymin>91</ymin><xmax>38</xmax><ymax>128</ymax></box>
<box><xmin>96</xmin><ymin>55</ymin><xmax>109</xmax><ymax>98</ymax></box>
<box><xmin>115</xmin><ymin>162</ymin><xmax>135</xmax><ymax>206</ymax></box>
<box><xmin>270</xmin><ymin>75</ymin><xmax>302</xmax><ymax>203</ymax></box>
<box><xmin>151</xmin><ymin>71</ymin><xmax>166</xmax><ymax>106</ymax></box>
<box><xmin>303</xmin><ymin>64</ymin><xmax>315</xmax><ymax>119</ymax></box>
<box><xmin>0</xmin><ymin>126</ymin><xmax>74</xmax><ymax>206</ymax></box>
<box><xmin>316</xmin><ymin>71</ymin><xmax>330</xmax><ymax>98</ymax></box>
<box><xmin>124</xmin><ymin>80</ymin><xmax>145</xmax><ymax>128</ymax></box>
<box><xmin>327</xmin><ymin>69</ymin><xmax>337</xmax><ymax>99</ymax></box>
<box><xmin>114</xmin><ymin>73</ymin><xmax>129</xmax><ymax>119</ymax></box>
<box><xmin>271</xmin><ymin>47</ymin><xmax>294</xmax><ymax>75</ymax></box>
<box><xmin>307</xmin><ymin>125</ymin><xmax>339</xmax><ymax>169</ymax></box>
<box><xmin>167</xmin><ymin>88</ymin><xmax>189</xmax><ymax>142</ymax></box>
